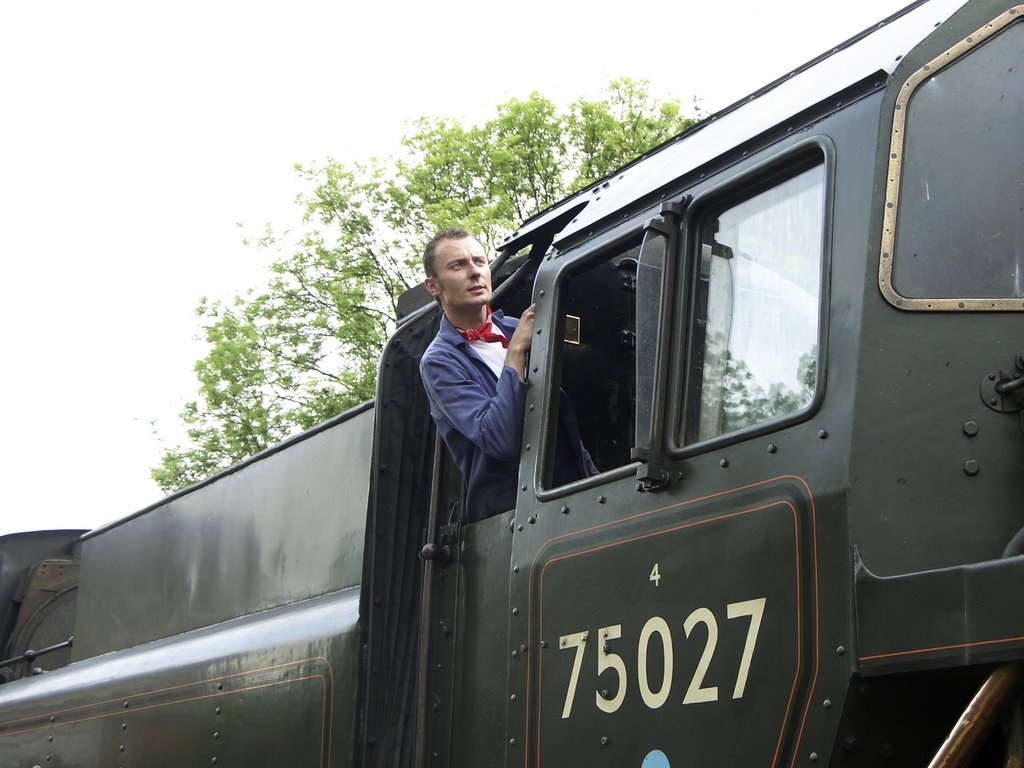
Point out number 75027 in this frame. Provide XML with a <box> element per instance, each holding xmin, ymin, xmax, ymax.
<box><xmin>557</xmin><ymin>598</ymin><xmax>767</xmax><ymax>719</ymax></box>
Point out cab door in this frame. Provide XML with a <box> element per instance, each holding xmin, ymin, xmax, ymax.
<box><xmin>504</xmin><ymin>141</ymin><xmax>840</xmax><ymax>767</ymax></box>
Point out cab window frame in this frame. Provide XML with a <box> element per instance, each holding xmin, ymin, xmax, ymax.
<box><xmin>879</xmin><ymin>11</ymin><xmax>1024</xmax><ymax>311</ymax></box>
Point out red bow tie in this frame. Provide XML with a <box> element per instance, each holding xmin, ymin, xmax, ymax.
<box><xmin>456</xmin><ymin>314</ymin><xmax>509</xmax><ymax>348</ymax></box>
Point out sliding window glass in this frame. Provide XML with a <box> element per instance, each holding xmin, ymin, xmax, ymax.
<box><xmin>684</xmin><ymin>162</ymin><xmax>825</xmax><ymax>444</ymax></box>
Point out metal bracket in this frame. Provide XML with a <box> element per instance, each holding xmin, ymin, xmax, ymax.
<box><xmin>419</xmin><ymin>524</ymin><xmax>460</xmax><ymax>563</ymax></box>
<box><xmin>636</xmin><ymin>462</ymin><xmax>672</xmax><ymax>493</ymax></box>
<box><xmin>981</xmin><ymin>352</ymin><xmax>1024</xmax><ymax>413</ymax></box>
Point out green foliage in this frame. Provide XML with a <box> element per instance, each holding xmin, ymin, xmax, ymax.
<box><xmin>717</xmin><ymin>351</ymin><xmax>817</xmax><ymax>435</ymax></box>
<box><xmin>153</xmin><ymin>79</ymin><xmax>701</xmax><ymax>493</ymax></box>
<box><xmin>568</xmin><ymin>78</ymin><xmax>700</xmax><ymax>189</ymax></box>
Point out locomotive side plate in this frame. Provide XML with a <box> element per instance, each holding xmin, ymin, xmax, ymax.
<box><xmin>523</xmin><ymin>478</ymin><xmax>819</xmax><ymax>767</ymax></box>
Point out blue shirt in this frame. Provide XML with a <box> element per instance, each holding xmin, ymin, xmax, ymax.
<box><xmin>420</xmin><ymin>310</ymin><xmax>596</xmax><ymax>521</ymax></box>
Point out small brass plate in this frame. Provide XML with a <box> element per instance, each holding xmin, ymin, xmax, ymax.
<box><xmin>564</xmin><ymin>315</ymin><xmax>581</xmax><ymax>345</ymax></box>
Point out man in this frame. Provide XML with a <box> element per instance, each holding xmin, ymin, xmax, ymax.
<box><xmin>419</xmin><ymin>228</ymin><xmax>597</xmax><ymax>521</ymax></box>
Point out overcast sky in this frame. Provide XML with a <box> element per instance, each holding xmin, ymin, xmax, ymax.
<box><xmin>0</xmin><ymin>0</ymin><xmax>915</xmax><ymax>536</ymax></box>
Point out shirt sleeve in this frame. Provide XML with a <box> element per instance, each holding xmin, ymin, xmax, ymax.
<box><xmin>421</xmin><ymin>352</ymin><xmax>529</xmax><ymax>462</ymax></box>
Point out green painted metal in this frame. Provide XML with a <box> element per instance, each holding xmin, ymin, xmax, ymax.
<box><xmin>2</xmin><ymin>2</ymin><xmax>1023</xmax><ymax>766</ymax></box>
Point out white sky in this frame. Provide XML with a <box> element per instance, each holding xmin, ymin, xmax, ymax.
<box><xmin>0</xmin><ymin>0</ymin><xmax>911</xmax><ymax>537</ymax></box>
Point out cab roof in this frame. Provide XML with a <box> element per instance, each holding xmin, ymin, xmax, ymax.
<box><xmin>500</xmin><ymin>0</ymin><xmax>968</xmax><ymax>254</ymax></box>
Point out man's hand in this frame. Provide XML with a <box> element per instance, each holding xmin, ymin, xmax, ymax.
<box><xmin>505</xmin><ymin>304</ymin><xmax>535</xmax><ymax>382</ymax></box>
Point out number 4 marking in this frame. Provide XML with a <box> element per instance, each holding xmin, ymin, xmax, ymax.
<box><xmin>649</xmin><ymin>563</ymin><xmax>661</xmax><ymax>586</ymax></box>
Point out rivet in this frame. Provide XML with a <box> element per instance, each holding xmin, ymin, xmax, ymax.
<box><xmin>215</xmin><ymin>707</ymin><xmax>222</xmax><ymax>715</ymax></box>
<box><xmin>121</xmin><ymin>723</ymin><xmax>127</xmax><ymax>730</ymax></box>
<box><xmin>510</xmin><ymin>694</ymin><xmax>517</xmax><ymax>702</ymax></box>
<box><xmin>212</xmin><ymin>759</ymin><xmax>218</xmax><ymax>765</ymax></box>
<box><xmin>120</xmin><ymin>745</ymin><xmax>126</xmax><ymax>752</ymax></box>
<box><xmin>51</xmin><ymin>716</ymin><xmax>56</xmax><ymax>722</ymax></box>
<box><xmin>510</xmin><ymin>738</ymin><xmax>516</xmax><ymax>746</ymax></box>
<box><xmin>964</xmin><ymin>460</ymin><xmax>980</xmax><ymax>476</ymax></box>
<box><xmin>541</xmin><ymin>640</ymin><xmax>548</xmax><ymax>648</ymax></box>
<box><xmin>214</xmin><ymin>731</ymin><xmax>220</xmax><ymax>740</ymax></box>
<box><xmin>818</xmin><ymin>430</ymin><xmax>828</xmax><ymax>439</ymax></box>
<box><xmin>528</xmin><ymin>404</ymin><xmax>535</xmax><ymax>411</ymax></box>
<box><xmin>601</xmin><ymin>736</ymin><xmax>609</xmax><ymax>745</ymax></box>
<box><xmin>517</xmin><ymin>524</ymin><xmax>524</xmax><ymax>531</ymax></box>
<box><xmin>528</xmin><ymin>515</ymin><xmax>536</xmax><ymax>524</ymax></box>
<box><xmin>539</xmin><ymin>290</ymin><xmax>545</xmax><ymax>297</ymax></box>
<box><xmin>532</xmin><ymin>366</ymin><xmax>538</xmax><ymax>373</ymax></box>
<box><xmin>513</xmin><ymin>565</ymin><xmax>520</xmax><ymax>573</ymax></box>
<box><xmin>597</xmin><ymin>495</ymin><xmax>606</xmax><ymax>504</ymax></box>
<box><xmin>989</xmin><ymin>373</ymin><xmax>997</xmax><ymax>381</ymax></box>
<box><xmin>720</xmin><ymin>458</ymin><xmax>729</xmax><ymax>468</ymax></box>
<box><xmin>823</xmin><ymin>699</ymin><xmax>832</xmax><ymax>709</ymax></box>
<box><xmin>810</xmin><ymin>752</ymin><xmax>819</xmax><ymax>763</ymax></box>
<box><xmin>767</xmin><ymin>443</ymin><xmax>778</xmax><ymax>454</ymax></box>
<box><xmin>521</xmin><ymin>484</ymin><xmax>527</xmax><ymax>492</ymax></box>
<box><xmin>837</xmin><ymin>645</ymin><xmax>846</xmax><ymax>656</ymax></box>
<box><xmin>512</xmin><ymin>607</ymin><xmax>519</xmax><ymax>616</ymax></box>
<box><xmin>124</xmin><ymin>701</ymin><xmax>130</xmax><ymax>709</ymax></box>
<box><xmin>536</xmin><ymin>328</ymin><xmax>542</xmax><ymax>335</ymax></box>
<box><xmin>512</xmin><ymin>650</ymin><xmax>518</xmax><ymax>658</ymax></box>
<box><xmin>217</xmin><ymin>682</ymin><xmax>223</xmax><ymax>691</ymax></box>
<box><xmin>990</xmin><ymin>397</ymin><xmax>999</xmax><ymax>406</ymax></box>
<box><xmin>525</xmin><ymin>443</ymin><xmax>531</xmax><ymax>451</ymax></box>
<box><xmin>963</xmin><ymin>421</ymin><xmax>978</xmax><ymax>437</ymax></box>
<box><xmin>521</xmin><ymin>644</ymin><xmax>528</xmax><ymax>653</ymax></box>
<box><xmin>561</xmin><ymin>505</ymin><xmax>570</xmax><ymax>515</ymax></box>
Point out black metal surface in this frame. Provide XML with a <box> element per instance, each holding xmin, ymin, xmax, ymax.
<box><xmin>74</xmin><ymin>406</ymin><xmax>373</xmax><ymax>659</ymax></box>
<box><xmin>855</xmin><ymin>553</ymin><xmax>1024</xmax><ymax>674</ymax></box>
<box><xmin>0</xmin><ymin>586</ymin><xmax>362</xmax><ymax>766</ymax></box>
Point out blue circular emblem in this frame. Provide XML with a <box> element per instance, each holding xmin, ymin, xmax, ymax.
<box><xmin>642</xmin><ymin>749</ymin><xmax>670</xmax><ymax>768</ymax></box>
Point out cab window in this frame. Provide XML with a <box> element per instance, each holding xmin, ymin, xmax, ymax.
<box><xmin>683</xmin><ymin>162</ymin><xmax>826</xmax><ymax>443</ymax></box>
<box><xmin>545</xmin><ymin>242</ymin><xmax>640</xmax><ymax>486</ymax></box>
<box><xmin>887</xmin><ymin>19</ymin><xmax>1024</xmax><ymax>304</ymax></box>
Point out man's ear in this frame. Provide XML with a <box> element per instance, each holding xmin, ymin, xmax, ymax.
<box><xmin>424</xmin><ymin>276</ymin><xmax>441</xmax><ymax>297</ymax></box>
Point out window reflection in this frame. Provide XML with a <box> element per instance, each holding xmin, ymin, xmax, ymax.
<box><xmin>689</xmin><ymin>165</ymin><xmax>825</xmax><ymax>442</ymax></box>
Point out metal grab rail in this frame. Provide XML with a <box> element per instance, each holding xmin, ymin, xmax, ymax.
<box><xmin>0</xmin><ymin>635</ymin><xmax>73</xmax><ymax>672</ymax></box>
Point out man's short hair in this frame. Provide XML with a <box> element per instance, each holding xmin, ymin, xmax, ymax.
<box><xmin>423</xmin><ymin>227</ymin><xmax>476</xmax><ymax>277</ymax></box>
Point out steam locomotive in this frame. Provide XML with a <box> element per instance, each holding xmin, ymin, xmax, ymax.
<box><xmin>2</xmin><ymin>0</ymin><xmax>1022</xmax><ymax>764</ymax></box>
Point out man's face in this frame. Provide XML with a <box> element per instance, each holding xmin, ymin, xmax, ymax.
<box><xmin>425</xmin><ymin>236</ymin><xmax>492</xmax><ymax>315</ymax></box>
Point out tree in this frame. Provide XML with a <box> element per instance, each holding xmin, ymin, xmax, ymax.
<box><xmin>152</xmin><ymin>79</ymin><xmax>700</xmax><ymax>493</ymax></box>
